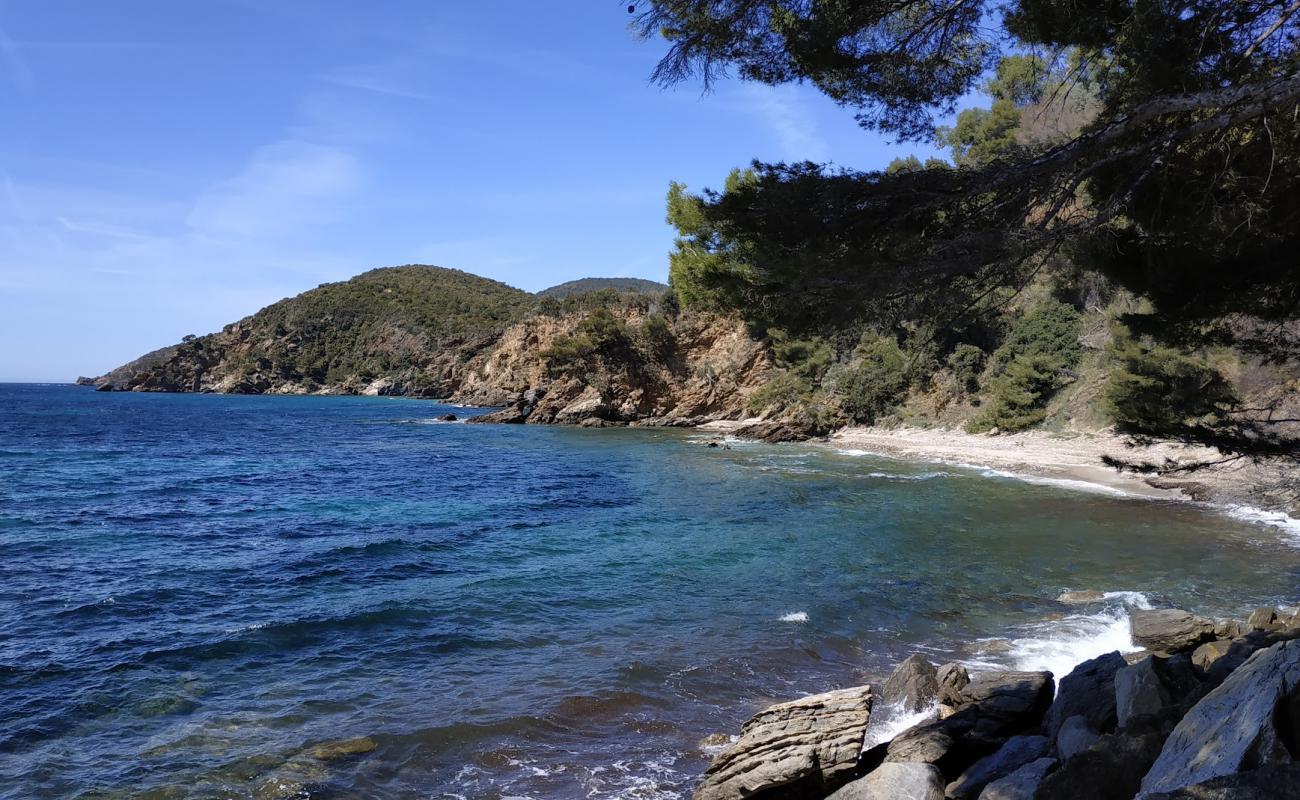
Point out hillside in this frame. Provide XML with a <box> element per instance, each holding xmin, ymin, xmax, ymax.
<box><xmin>537</xmin><ymin>277</ymin><xmax>668</xmax><ymax>298</ymax></box>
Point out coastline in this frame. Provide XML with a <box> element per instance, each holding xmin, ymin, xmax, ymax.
<box><xmin>699</xmin><ymin>419</ymin><xmax>1300</xmax><ymax>528</ymax></box>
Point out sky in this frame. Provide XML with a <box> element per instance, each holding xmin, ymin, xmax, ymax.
<box><xmin>0</xmin><ymin>1</ymin><xmax>948</xmax><ymax>382</ymax></box>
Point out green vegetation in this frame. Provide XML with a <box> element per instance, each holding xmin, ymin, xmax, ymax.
<box><xmin>1105</xmin><ymin>336</ymin><xmax>1238</xmax><ymax>441</ymax></box>
<box><xmin>538</xmin><ymin>277</ymin><xmax>668</xmax><ymax>299</ymax></box>
<box><xmin>969</xmin><ymin>302</ymin><xmax>1081</xmax><ymax>432</ymax></box>
<box><xmin>838</xmin><ymin>336</ymin><xmax>907</xmax><ymax>424</ymax></box>
<box><xmin>947</xmin><ymin>344</ymin><xmax>986</xmax><ymax>395</ymax></box>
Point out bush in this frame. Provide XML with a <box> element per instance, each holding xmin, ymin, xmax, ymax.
<box><xmin>968</xmin><ymin>302</ymin><xmax>1081</xmax><ymax>432</ymax></box>
<box><xmin>947</xmin><ymin>343</ymin><xmax>987</xmax><ymax>393</ymax></box>
<box><xmin>746</xmin><ymin>371</ymin><xmax>812</xmax><ymax>415</ymax></box>
<box><xmin>541</xmin><ymin>335</ymin><xmax>596</xmax><ymax>376</ymax></box>
<box><xmin>1104</xmin><ymin>339</ymin><xmax>1237</xmax><ymax>436</ymax></box>
<box><xmin>838</xmin><ymin>336</ymin><xmax>907</xmax><ymax>423</ymax></box>
<box><xmin>577</xmin><ymin>309</ymin><xmax>630</xmax><ymax>355</ymax></box>
<box><xmin>634</xmin><ymin>314</ymin><xmax>676</xmax><ymax>362</ymax></box>
<box><xmin>771</xmin><ymin>330</ymin><xmax>834</xmax><ymax>381</ymax></box>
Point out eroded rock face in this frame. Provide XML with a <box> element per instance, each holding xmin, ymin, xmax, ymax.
<box><xmin>937</xmin><ymin>662</ymin><xmax>971</xmax><ymax>707</ymax></box>
<box><xmin>1129</xmin><ymin>610</ymin><xmax>1216</xmax><ymax>654</ymax></box>
<box><xmin>1045</xmin><ymin>651</ymin><xmax>1124</xmax><ymax>739</ymax></box>
<box><xmin>883</xmin><ymin>655</ymin><xmax>941</xmax><ymax>713</ymax></box>
<box><xmin>825</xmin><ymin>763</ymin><xmax>945</xmax><ymax>800</ymax></box>
<box><xmin>1139</xmin><ymin>640</ymin><xmax>1300</xmax><ymax>797</ymax></box>
<box><xmin>693</xmin><ymin>685</ymin><xmax>873</xmax><ymax>800</ymax></box>
<box><xmin>731</xmin><ymin>420</ymin><xmax>825</xmax><ymax>443</ymax></box>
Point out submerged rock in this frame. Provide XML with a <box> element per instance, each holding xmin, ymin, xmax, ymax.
<box><xmin>305</xmin><ymin>736</ymin><xmax>377</xmax><ymax>761</ymax></box>
<box><xmin>883</xmin><ymin>655</ymin><xmax>941</xmax><ymax>713</ymax></box>
<box><xmin>1057</xmin><ymin>590</ymin><xmax>1106</xmax><ymax>604</ymax></box>
<box><xmin>1139</xmin><ymin>639</ymin><xmax>1300</xmax><ymax>796</ymax></box>
<box><xmin>693</xmin><ymin>685</ymin><xmax>873</xmax><ymax>800</ymax></box>
<box><xmin>827</xmin><ymin>762</ymin><xmax>945</xmax><ymax>800</ymax></box>
<box><xmin>1129</xmin><ymin>610</ymin><xmax>1215</xmax><ymax>653</ymax></box>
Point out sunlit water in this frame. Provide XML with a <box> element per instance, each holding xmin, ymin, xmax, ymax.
<box><xmin>2</xmin><ymin>384</ymin><xmax>1298</xmax><ymax>799</ymax></box>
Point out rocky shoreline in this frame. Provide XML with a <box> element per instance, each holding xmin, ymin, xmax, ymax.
<box><xmin>692</xmin><ymin>604</ymin><xmax>1300</xmax><ymax>800</ymax></box>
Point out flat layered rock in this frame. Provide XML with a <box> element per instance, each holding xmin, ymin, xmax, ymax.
<box><xmin>1129</xmin><ymin>610</ymin><xmax>1215</xmax><ymax>653</ymax></box>
<box><xmin>693</xmin><ymin>685</ymin><xmax>873</xmax><ymax>800</ymax></box>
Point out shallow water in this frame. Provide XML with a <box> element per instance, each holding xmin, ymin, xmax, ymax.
<box><xmin>2</xmin><ymin>384</ymin><xmax>1298</xmax><ymax>799</ymax></box>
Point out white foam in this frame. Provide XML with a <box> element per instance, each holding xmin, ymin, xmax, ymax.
<box><xmin>779</xmin><ymin>612</ymin><xmax>809</xmax><ymax>623</ymax></box>
<box><xmin>862</xmin><ymin>699</ymin><xmax>940</xmax><ymax>750</ymax></box>
<box><xmin>999</xmin><ymin>593</ymin><xmax>1151</xmax><ymax>679</ymax></box>
<box><xmin>1223</xmin><ymin>504</ymin><xmax>1300</xmax><ymax>538</ymax></box>
<box><xmin>962</xmin><ymin>464</ymin><xmax>1138</xmax><ymax>498</ymax></box>
<box><xmin>862</xmin><ymin>471</ymin><xmax>950</xmax><ymax>481</ymax></box>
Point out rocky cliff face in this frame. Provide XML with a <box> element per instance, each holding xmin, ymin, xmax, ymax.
<box><xmin>90</xmin><ymin>303</ymin><xmax>775</xmax><ymax>426</ymax></box>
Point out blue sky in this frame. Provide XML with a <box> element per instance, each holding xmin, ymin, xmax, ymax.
<box><xmin>0</xmin><ymin>1</ymin><xmax>947</xmax><ymax>382</ymax></box>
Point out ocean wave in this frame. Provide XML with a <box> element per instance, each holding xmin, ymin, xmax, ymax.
<box><xmin>779</xmin><ymin>612</ymin><xmax>809</xmax><ymax>623</ymax></box>
<box><xmin>996</xmin><ymin>592</ymin><xmax>1152</xmax><ymax>679</ymax></box>
<box><xmin>1222</xmin><ymin>504</ymin><xmax>1300</xmax><ymax>538</ymax></box>
<box><xmin>862</xmin><ymin>699</ymin><xmax>940</xmax><ymax>751</ymax></box>
<box><xmin>962</xmin><ymin>464</ymin><xmax>1140</xmax><ymax>498</ymax></box>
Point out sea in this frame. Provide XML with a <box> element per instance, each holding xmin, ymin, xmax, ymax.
<box><xmin>3</xmin><ymin>383</ymin><xmax>1299</xmax><ymax>799</ymax></box>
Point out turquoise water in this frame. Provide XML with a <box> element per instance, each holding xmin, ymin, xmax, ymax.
<box><xmin>2</xmin><ymin>384</ymin><xmax>1298</xmax><ymax>799</ymax></box>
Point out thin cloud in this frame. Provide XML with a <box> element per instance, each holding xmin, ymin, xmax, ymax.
<box><xmin>325</xmin><ymin>67</ymin><xmax>436</xmax><ymax>102</ymax></box>
<box><xmin>741</xmin><ymin>83</ymin><xmax>830</xmax><ymax>163</ymax></box>
<box><xmin>0</xmin><ymin>15</ymin><xmax>35</xmax><ymax>93</ymax></box>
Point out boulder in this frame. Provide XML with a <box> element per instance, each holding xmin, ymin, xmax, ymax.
<box><xmin>958</xmin><ymin>671</ymin><xmax>1055</xmax><ymax>746</ymax></box>
<box><xmin>1057</xmin><ymin>590</ymin><xmax>1105</xmax><ymax>604</ymax></box>
<box><xmin>1213</xmin><ymin>619</ymin><xmax>1247</xmax><ymax>640</ymax></box>
<box><xmin>1247</xmin><ymin>606</ymin><xmax>1278</xmax><ymax>631</ymax></box>
<box><xmin>1115</xmin><ymin>657</ymin><xmax>1173</xmax><ymax>728</ymax></box>
<box><xmin>693</xmin><ymin>685</ymin><xmax>873</xmax><ymax>800</ymax></box>
<box><xmin>1201</xmin><ymin>629</ymin><xmax>1300</xmax><ymax>685</ymax></box>
<box><xmin>1142</xmin><ymin>763</ymin><xmax>1300</xmax><ymax>799</ymax></box>
<box><xmin>732</xmin><ymin>420</ymin><xmax>826</xmax><ymax>443</ymax></box>
<box><xmin>466</xmin><ymin>406</ymin><xmax>529</xmax><ymax>424</ymax></box>
<box><xmin>977</xmin><ymin>757</ymin><xmax>1056</xmax><ymax>800</ymax></box>
<box><xmin>883</xmin><ymin>722</ymin><xmax>958</xmax><ymax>766</ymax></box>
<box><xmin>94</xmin><ymin>381</ymin><xmax>115</xmax><ymax>391</ymax></box>
<box><xmin>1129</xmin><ymin>610</ymin><xmax>1215</xmax><ymax>653</ymax></box>
<box><xmin>945</xmin><ymin>735</ymin><xmax>1049</xmax><ymax>799</ymax></box>
<box><xmin>554</xmin><ymin>387</ymin><xmax>610</xmax><ymax>424</ymax></box>
<box><xmin>1055</xmin><ymin>715</ymin><xmax>1099</xmax><ymax>761</ymax></box>
<box><xmin>436</xmin><ymin>414</ymin><xmax>457</xmax><ymax>421</ymax></box>
<box><xmin>883</xmin><ymin>655</ymin><xmax>941</xmax><ymax>713</ymax></box>
<box><xmin>826</xmin><ymin>763</ymin><xmax>945</xmax><ymax>800</ymax></box>
<box><xmin>937</xmin><ymin>662</ymin><xmax>971</xmax><ymax>707</ymax></box>
<box><xmin>1045</xmin><ymin>651</ymin><xmax>1125</xmax><ymax>738</ymax></box>
<box><xmin>1036</xmin><ymin>719</ymin><xmax>1169</xmax><ymax>800</ymax></box>
<box><xmin>1139</xmin><ymin>639</ymin><xmax>1300</xmax><ymax>796</ymax></box>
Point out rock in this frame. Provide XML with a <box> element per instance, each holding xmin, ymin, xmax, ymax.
<box><xmin>698</xmin><ymin>732</ymin><xmax>732</xmax><ymax>750</ymax></box>
<box><xmin>693</xmin><ymin>685</ymin><xmax>873</xmax><ymax>800</ymax></box>
<box><xmin>304</xmin><ymin>736</ymin><xmax>377</xmax><ymax>761</ymax></box>
<box><xmin>1139</xmin><ymin>639</ymin><xmax>1300</xmax><ymax>796</ymax></box>
<box><xmin>1247</xmin><ymin>606</ymin><xmax>1278</xmax><ymax>631</ymax></box>
<box><xmin>466</xmin><ymin>406</ymin><xmax>529</xmax><ymax>424</ymax></box>
<box><xmin>1191</xmin><ymin>640</ymin><xmax>1233</xmax><ymax>675</ymax></box>
<box><xmin>965</xmin><ymin>639</ymin><xmax>1014</xmax><ymax>656</ymax></box>
<box><xmin>1115</xmin><ymin>656</ymin><xmax>1173</xmax><ymax>728</ymax></box>
<box><xmin>579</xmin><ymin>416</ymin><xmax>620</xmax><ymax>427</ymax></box>
<box><xmin>1213</xmin><ymin>619</ymin><xmax>1247</xmax><ymax>640</ymax></box>
<box><xmin>883</xmin><ymin>655</ymin><xmax>941</xmax><ymax>713</ymax></box>
<box><xmin>958</xmin><ymin>671</ymin><xmax>1055</xmax><ymax>746</ymax></box>
<box><xmin>1055</xmin><ymin>715</ymin><xmax>1099</xmax><ymax>761</ymax></box>
<box><xmin>977</xmin><ymin>757</ymin><xmax>1056</xmax><ymax>800</ymax></box>
<box><xmin>1129</xmin><ymin>609</ymin><xmax>1215</xmax><ymax>653</ymax></box>
<box><xmin>436</xmin><ymin>413</ymin><xmax>457</xmax><ymax>421</ymax></box>
<box><xmin>1142</xmin><ymin>762</ymin><xmax>1300</xmax><ymax>799</ymax></box>
<box><xmin>883</xmin><ymin>722</ymin><xmax>958</xmax><ymax>765</ymax></box>
<box><xmin>1045</xmin><ymin>651</ymin><xmax>1125</xmax><ymax>738</ymax></box>
<box><xmin>1036</xmin><ymin>718</ymin><xmax>1169</xmax><ymax>800</ymax></box>
<box><xmin>732</xmin><ymin>420</ymin><xmax>824</xmax><ymax>443</ymax></box>
<box><xmin>554</xmin><ymin>387</ymin><xmax>610</xmax><ymax>424</ymax></box>
<box><xmin>945</xmin><ymin>735</ymin><xmax>1049</xmax><ymax>799</ymax></box>
<box><xmin>94</xmin><ymin>382</ymin><xmax>114</xmax><ymax>391</ymax></box>
<box><xmin>826</xmin><ymin>763</ymin><xmax>945</xmax><ymax>800</ymax></box>
<box><xmin>937</xmin><ymin>662</ymin><xmax>970</xmax><ymax>707</ymax></box>
<box><xmin>1057</xmin><ymin>590</ymin><xmax>1105</xmax><ymax>604</ymax></box>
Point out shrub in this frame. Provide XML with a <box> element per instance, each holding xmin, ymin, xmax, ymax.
<box><xmin>838</xmin><ymin>336</ymin><xmax>907</xmax><ymax>423</ymax></box>
<box><xmin>746</xmin><ymin>371</ymin><xmax>811</xmax><ymax>415</ymax></box>
<box><xmin>947</xmin><ymin>343</ymin><xmax>987</xmax><ymax>393</ymax></box>
<box><xmin>541</xmin><ymin>335</ymin><xmax>596</xmax><ymax>376</ymax></box>
<box><xmin>577</xmin><ymin>308</ymin><xmax>630</xmax><ymax>354</ymax></box>
<box><xmin>1104</xmin><ymin>339</ymin><xmax>1237</xmax><ymax>437</ymax></box>
<box><xmin>771</xmin><ymin>330</ymin><xmax>834</xmax><ymax>381</ymax></box>
<box><xmin>634</xmin><ymin>314</ymin><xmax>676</xmax><ymax>362</ymax></box>
<box><xmin>968</xmin><ymin>302</ymin><xmax>1081</xmax><ymax>432</ymax></box>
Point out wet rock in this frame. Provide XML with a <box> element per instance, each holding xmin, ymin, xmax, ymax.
<box><xmin>578</xmin><ymin>416</ymin><xmax>621</xmax><ymax>427</ymax></box>
<box><xmin>1057</xmin><ymin>590</ymin><xmax>1105</xmax><ymax>604</ymax></box>
<box><xmin>466</xmin><ymin>406</ymin><xmax>530</xmax><ymax>424</ymax></box>
<box><xmin>1115</xmin><ymin>656</ymin><xmax>1173</xmax><ymax>728</ymax></box>
<box><xmin>1142</xmin><ymin>762</ymin><xmax>1300</xmax><ymax>799</ymax></box>
<box><xmin>945</xmin><ymin>734</ymin><xmax>1049</xmax><ymax>799</ymax></box>
<box><xmin>697</xmin><ymin>732</ymin><xmax>732</xmax><ymax>751</ymax></box>
<box><xmin>1129</xmin><ymin>610</ymin><xmax>1215</xmax><ymax>653</ymax></box>
<box><xmin>305</xmin><ymin>736</ymin><xmax>377</xmax><ymax>761</ymax></box>
<box><xmin>957</xmin><ymin>671</ymin><xmax>1055</xmax><ymax>746</ymax></box>
<box><xmin>1247</xmin><ymin>606</ymin><xmax>1278</xmax><ymax>631</ymax></box>
<box><xmin>937</xmin><ymin>663</ymin><xmax>970</xmax><ymax>707</ymax></box>
<box><xmin>826</xmin><ymin>763</ymin><xmax>945</xmax><ymax>800</ymax></box>
<box><xmin>1055</xmin><ymin>715</ymin><xmax>1099</xmax><ymax>761</ymax></box>
<box><xmin>693</xmin><ymin>685</ymin><xmax>873</xmax><ymax>800</ymax></box>
<box><xmin>883</xmin><ymin>722</ymin><xmax>957</xmax><ymax>765</ymax></box>
<box><xmin>1140</xmin><ymin>640</ymin><xmax>1300</xmax><ymax>796</ymax></box>
<box><xmin>883</xmin><ymin>655</ymin><xmax>941</xmax><ymax>713</ymax></box>
<box><xmin>436</xmin><ymin>413</ymin><xmax>457</xmax><ymax>421</ymax></box>
<box><xmin>1037</xmin><ymin>715</ymin><xmax>1170</xmax><ymax>800</ymax></box>
<box><xmin>1045</xmin><ymin>651</ymin><xmax>1125</xmax><ymax>738</ymax></box>
<box><xmin>977</xmin><ymin>757</ymin><xmax>1055</xmax><ymax>800</ymax></box>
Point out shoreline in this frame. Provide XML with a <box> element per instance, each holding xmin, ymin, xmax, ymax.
<box><xmin>699</xmin><ymin>419</ymin><xmax>1300</xmax><ymax>530</ymax></box>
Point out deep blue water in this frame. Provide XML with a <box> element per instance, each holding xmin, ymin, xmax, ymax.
<box><xmin>3</xmin><ymin>384</ymin><xmax>1300</xmax><ymax>799</ymax></box>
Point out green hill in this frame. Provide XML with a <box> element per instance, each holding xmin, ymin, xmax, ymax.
<box><xmin>538</xmin><ymin>277</ymin><xmax>668</xmax><ymax>299</ymax></box>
